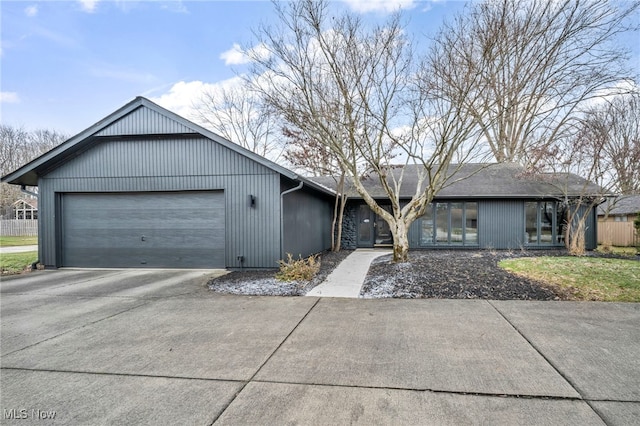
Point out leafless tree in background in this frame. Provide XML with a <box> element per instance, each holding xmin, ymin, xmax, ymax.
<box><xmin>577</xmin><ymin>93</ymin><xmax>640</xmax><ymax>196</ymax></box>
<box><xmin>0</xmin><ymin>125</ymin><xmax>67</xmax><ymax>218</ymax></box>
<box><xmin>430</xmin><ymin>0</ymin><xmax>639</xmax><ymax>167</ymax></box>
<box><xmin>247</xmin><ymin>0</ymin><xmax>483</xmax><ymax>261</ymax></box>
<box><xmin>194</xmin><ymin>84</ymin><xmax>285</xmax><ymax>161</ymax></box>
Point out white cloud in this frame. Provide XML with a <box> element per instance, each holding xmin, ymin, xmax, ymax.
<box><xmin>24</xmin><ymin>5</ymin><xmax>38</xmax><ymax>17</ymax></box>
<box><xmin>220</xmin><ymin>44</ymin><xmax>247</xmax><ymax>65</ymax></box>
<box><xmin>220</xmin><ymin>43</ymin><xmax>271</xmax><ymax>66</ymax></box>
<box><xmin>1</xmin><ymin>92</ymin><xmax>21</xmax><ymax>104</ymax></box>
<box><xmin>342</xmin><ymin>0</ymin><xmax>416</xmax><ymax>13</ymax></box>
<box><xmin>149</xmin><ymin>78</ymin><xmax>244</xmax><ymax>123</ymax></box>
<box><xmin>78</xmin><ymin>0</ymin><xmax>99</xmax><ymax>13</ymax></box>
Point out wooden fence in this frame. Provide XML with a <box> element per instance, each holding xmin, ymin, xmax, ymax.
<box><xmin>0</xmin><ymin>219</ymin><xmax>38</xmax><ymax>237</ymax></box>
<box><xmin>597</xmin><ymin>221</ymin><xmax>638</xmax><ymax>247</ymax></box>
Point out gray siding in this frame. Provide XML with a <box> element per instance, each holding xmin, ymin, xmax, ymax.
<box><xmin>38</xmin><ymin>136</ymin><xmax>281</xmax><ymax>269</ymax></box>
<box><xmin>282</xmin><ymin>185</ymin><xmax>332</xmax><ymax>259</ymax></box>
<box><xmin>478</xmin><ymin>200</ymin><xmax>525</xmax><ymax>249</ymax></box>
<box><xmin>96</xmin><ymin>106</ymin><xmax>196</xmax><ymax>136</ymax></box>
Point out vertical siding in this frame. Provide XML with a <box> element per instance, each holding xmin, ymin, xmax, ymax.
<box><xmin>96</xmin><ymin>106</ymin><xmax>196</xmax><ymax>136</ymax></box>
<box><xmin>282</xmin><ymin>185</ymin><xmax>332</xmax><ymax>258</ymax></box>
<box><xmin>38</xmin><ymin>137</ymin><xmax>282</xmax><ymax>269</ymax></box>
<box><xmin>479</xmin><ymin>200</ymin><xmax>525</xmax><ymax>249</ymax></box>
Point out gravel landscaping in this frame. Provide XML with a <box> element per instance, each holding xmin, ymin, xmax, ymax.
<box><xmin>362</xmin><ymin>250</ymin><xmax>578</xmax><ymax>300</ymax></box>
<box><xmin>209</xmin><ymin>248</ymin><xmax>637</xmax><ymax>300</ymax></box>
<box><xmin>208</xmin><ymin>250</ymin><xmax>352</xmax><ymax>296</ymax></box>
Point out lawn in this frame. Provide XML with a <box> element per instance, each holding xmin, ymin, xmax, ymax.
<box><xmin>1</xmin><ymin>251</ymin><xmax>38</xmax><ymax>275</ymax></box>
<box><xmin>499</xmin><ymin>256</ymin><xmax>640</xmax><ymax>302</ymax></box>
<box><xmin>0</xmin><ymin>236</ymin><xmax>38</xmax><ymax>246</ymax></box>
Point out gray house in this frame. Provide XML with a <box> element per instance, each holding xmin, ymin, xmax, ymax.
<box><xmin>2</xmin><ymin>97</ymin><xmax>333</xmax><ymax>269</ymax></box>
<box><xmin>310</xmin><ymin>163</ymin><xmax>601</xmax><ymax>251</ymax></box>
<box><xmin>3</xmin><ymin>97</ymin><xmax>600</xmax><ymax>270</ymax></box>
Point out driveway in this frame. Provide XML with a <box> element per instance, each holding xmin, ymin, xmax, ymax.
<box><xmin>1</xmin><ymin>270</ymin><xmax>639</xmax><ymax>425</ymax></box>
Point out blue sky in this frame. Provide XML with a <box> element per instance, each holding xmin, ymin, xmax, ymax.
<box><xmin>0</xmin><ymin>0</ymin><xmax>468</xmax><ymax>134</ymax></box>
<box><xmin>1</xmin><ymin>0</ymin><xmax>637</xmax><ymax>136</ymax></box>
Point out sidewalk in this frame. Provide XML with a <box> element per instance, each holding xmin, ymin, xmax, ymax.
<box><xmin>0</xmin><ymin>245</ymin><xmax>37</xmax><ymax>254</ymax></box>
<box><xmin>306</xmin><ymin>249</ymin><xmax>391</xmax><ymax>298</ymax></box>
<box><xmin>2</xmin><ymin>267</ymin><xmax>638</xmax><ymax>425</ymax></box>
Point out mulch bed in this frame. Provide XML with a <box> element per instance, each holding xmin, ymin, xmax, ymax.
<box><xmin>207</xmin><ymin>250</ymin><xmax>352</xmax><ymax>296</ymax></box>
<box><xmin>361</xmin><ymin>250</ymin><xmax>573</xmax><ymax>300</ymax></box>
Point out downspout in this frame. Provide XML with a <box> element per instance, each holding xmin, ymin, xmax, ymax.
<box><xmin>280</xmin><ymin>181</ymin><xmax>304</xmax><ymax>259</ymax></box>
<box><xmin>21</xmin><ymin>185</ymin><xmax>40</xmax><ymax>270</ymax></box>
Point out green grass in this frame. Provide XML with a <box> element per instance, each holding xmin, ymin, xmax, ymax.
<box><xmin>499</xmin><ymin>256</ymin><xmax>640</xmax><ymax>302</ymax></box>
<box><xmin>0</xmin><ymin>251</ymin><xmax>38</xmax><ymax>275</ymax></box>
<box><xmin>0</xmin><ymin>236</ymin><xmax>38</xmax><ymax>246</ymax></box>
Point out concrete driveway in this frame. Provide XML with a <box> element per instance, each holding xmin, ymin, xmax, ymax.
<box><xmin>1</xmin><ymin>270</ymin><xmax>639</xmax><ymax>425</ymax></box>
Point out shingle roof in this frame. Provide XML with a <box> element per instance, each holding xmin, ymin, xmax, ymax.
<box><xmin>597</xmin><ymin>195</ymin><xmax>640</xmax><ymax>216</ymax></box>
<box><xmin>308</xmin><ymin>163</ymin><xmax>603</xmax><ymax>199</ymax></box>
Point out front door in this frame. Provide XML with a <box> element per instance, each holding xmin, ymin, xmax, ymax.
<box><xmin>357</xmin><ymin>205</ymin><xmax>374</xmax><ymax>247</ymax></box>
<box><xmin>357</xmin><ymin>204</ymin><xmax>394</xmax><ymax>247</ymax></box>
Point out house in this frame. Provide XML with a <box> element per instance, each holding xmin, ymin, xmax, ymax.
<box><xmin>2</xmin><ymin>97</ymin><xmax>600</xmax><ymax>269</ymax></box>
<box><xmin>597</xmin><ymin>195</ymin><xmax>640</xmax><ymax>246</ymax></box>
<box><xmin>1</xmin><ymin>97</ymin><xmax>334</xmax><ymax>269</ymax></box>
<box><xmin>12</xmin><ymin>198</ymin><xmax>38</xmax><ymax>220</ymax></box>
<box><xmin>310</xmin><ymin>164</ymin><xmax>601</xmax><ymax>251</ymax></box>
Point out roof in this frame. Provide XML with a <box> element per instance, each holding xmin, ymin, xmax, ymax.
<box><xmin>1</xmin><ymin>97</ymin><xmax>332</xmax><ymax>196</ymax></box>
<box><xmin>308</xmin><ymin>163</ymin><xmax>604</xmax><ymax>199</ymax></box>
<box><xmin>12</xmin><ymin>198</ymin><xmax>38</xmax><ymax>209</ymax></box>
<box><xmin>597</xmin><ymin>195</ymin><xmax>640</xmax><ymax>216</ymax></box>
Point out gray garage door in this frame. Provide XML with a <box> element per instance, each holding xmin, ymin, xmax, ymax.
<box><xmin>62</xmin><ymin>191</ymin><xmax>225</xmax><ymax>268</ymax></box>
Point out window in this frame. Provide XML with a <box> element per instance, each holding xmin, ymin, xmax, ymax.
<box><xmin>525</xmin><ymin>201</ymin><xmax>564</xmax><ymax>245</ymax></box>
<box><xmin>614</xmin><ymin>216</ymin><xmax>628</xmax><ymax>222</ymax></box>
<box><xmin>419</xmin><ymin>202</ymin><xmax>478</xmax><ymax>246</ymax></box>
<box><xmin>435</xmin><ymin>203</ymin><xmax>449</xmax><ymax>243</ymax></box>
<box><xmin>465</xmin><ymin>203</ymin><xmax>478</xmax><ymax>244</ymax></box>
<box><xmin>420</xmin><ymin>205</ymin><xmax>434</xmax><ymax>245</ymax></box>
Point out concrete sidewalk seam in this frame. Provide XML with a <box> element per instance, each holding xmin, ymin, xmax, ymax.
<box><xmin>0</xmin><ymin>366</ymin><xmax>247</xmax><ymax>384</ymax></box>
<box><xmin>0</xmin><ymin>300</ymin><xmax>150</xmax><ymax>358</ymax></box>
<box><xmin>486</xmin><ymin>300</ymin><xmax>610</xmax><ymax>425</ymax></box>
<box><xmin>207</xmin><ymin>297</ymin><xmax>322</xmax><ymax>426</ymax></box>
<box><xmin>249</xmin><ymin>378</ymin><xmax>596</xmax><ymax>402</ymax></box>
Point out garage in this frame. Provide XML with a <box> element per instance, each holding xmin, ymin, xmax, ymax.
<box><xmin>61</xmin><ymin>191</ymin><xmax>225</xmax><ymax>268</ymax></box>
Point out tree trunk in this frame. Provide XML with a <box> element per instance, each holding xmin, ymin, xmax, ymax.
<box><xmin>334</xmin><ymin>193</ymin><xmax>346</xmax><ymax>252</ymax></box>
<box><xmin>390</xmin><ymin>220</ymin><xmax>410</xmax><ymax>263</ymax></box>
<box><xmin>330</xmin><ymin>173</ymin><xmax>346</xmax><ymax>252</ymax></box>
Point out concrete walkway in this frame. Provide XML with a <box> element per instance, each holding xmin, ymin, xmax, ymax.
<box><xmin>2</xmin><ymin>269</ymin><xmax>639</xmax><ymax>425</ymax></box>
<box><xmin>0</xmin><ymin>244</ymin><xmax>37</xmax><ymax>254</ymax></box>
<box><xmin>306</xmin><ymin>249</ymin><xmax>391</xmax><ymax>298</ymax></box>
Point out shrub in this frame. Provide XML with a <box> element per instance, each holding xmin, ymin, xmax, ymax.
<box><xmin>276</xmin><ymin>253</ymin><xmax>320</xmax><ymax>282</ymax></box>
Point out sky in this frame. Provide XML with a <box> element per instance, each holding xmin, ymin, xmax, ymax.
<box><xmin>0</xmin><ymin>0</ymin><xmax>469</xmax><ymax>136</ymax></box>
<box><xmin>0</xmin><ymin>0</ymin><xmax>638</xmax><ymax>137</ymax></box>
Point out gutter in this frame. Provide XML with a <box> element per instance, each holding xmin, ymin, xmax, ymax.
<box><xmin>280</xmin><ymin>181</ymin><xmax>304</xmax><ymax>259</ymax></box>
<box><xmin>20</xmin><ymin>185</ymin><xmax>38</xmax><ymax>198</ymax></box>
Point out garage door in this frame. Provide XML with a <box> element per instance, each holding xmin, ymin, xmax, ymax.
<box><xmin>62</xmin><ymin>191</ymin><xmax>225</xmax><ymax>268</ymax></box>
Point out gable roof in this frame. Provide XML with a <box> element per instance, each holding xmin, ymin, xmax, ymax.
<box><xmin>12</xmin><ymin>198</ymin><xmax>38</xmax><ymax>209</ymax></box>
<box><xmin>1</xmin><ymin>97</ymin><xmax>332</xmax><ymax>195</ymax></box>
<box><xmin>308</xmin><ymin>163</ymin><xmax>604</xmax><ymax>199</ymax></box>
<box><xmin>597</xmin><ymin>195</ymin><xmax>640</xmax><ymax>216</ymax></box>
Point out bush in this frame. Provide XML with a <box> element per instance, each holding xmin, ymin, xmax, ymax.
<box><xmin>276</xmin><ymin>253</ymin><xmax>320</xmax><ymax>282</ymax></box>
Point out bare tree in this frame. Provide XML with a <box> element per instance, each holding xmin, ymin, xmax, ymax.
<box><xmin>577</xmin><ymin>93</ymin><xmax>640</xmax><ymax>195</ymax></box>
<box><xmin>247</xmin><ymin>0</ymin><xmax>482</xmax><ymax>261</ymax></box>
<box><xmin>432</xmin><ymin>0</ymin><xmax>639</xmax><ymax>167</ymax></box>
<box><xmin>0</xmin><ymin>125</ymin><xmax>67</xmax><ymax>218</ymax></box>
<box><xmin>193</xmin><ymin>84</ymin><xmax>285</xmax><ymax>161</ymax></box>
